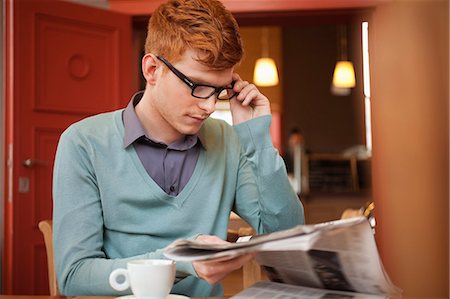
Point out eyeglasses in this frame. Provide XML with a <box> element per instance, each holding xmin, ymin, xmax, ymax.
<box><xmin>157</xmin><ymin>56</ymin><xmax>237</xmax><ymax>101</ymax></box>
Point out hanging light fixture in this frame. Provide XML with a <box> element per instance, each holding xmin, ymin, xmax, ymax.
<box><xmin>333</xmin><ymin>61</ymin><xmax>355</xmax><ymax>87</ymax></box>
<box><xmin>253</xmin><ymin>27</ymin><xmax>279</xmax><ymax>87</ymax></box>
<box><xmin>332</xmin><ymin>24</ymin><xmax>356</xmax><ymax>93</ymax></box>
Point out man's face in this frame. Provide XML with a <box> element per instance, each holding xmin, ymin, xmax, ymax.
<box><xmin>151</xmin><ymin>49</ymin><xmax>234</xmax><ymax>141</ymax></box>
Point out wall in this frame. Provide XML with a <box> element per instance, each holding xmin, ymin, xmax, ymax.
<box><xmin>62</xmin><ymin>0</ymin><xmax>109</xmax><ymax>9</ymax></box>
<box><xmin>228</xmin><ymin>26</ymin><xmax>284</xmax><ymax>150</ymax></box>
<box><xmin>370</xmin><ymin>1</ymin><xmax>449</xmax><ymax>297</ymax></box>
<box><xmin>237</xmin><ymin>26</ymin><xmax>283</xmax><ymax>113</ymax></box>
<box><xmin>282</xmin><ymin>24</ymin><xmax>365</xmax><ymax>154</ymax></box>
<box><xmin>281</xmin><ymin>23</ymin><xmax>370</xmax><ymax>224</ymax></box>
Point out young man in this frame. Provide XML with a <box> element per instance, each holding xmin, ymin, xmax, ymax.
<box><xmin>53</xmin><ymin>0</ymin><xmax>304</xmax><ymax>297</ymax></box>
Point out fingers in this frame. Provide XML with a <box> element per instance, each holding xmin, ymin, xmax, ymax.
<box><xmin>232</xmin><ymin>73</ymin><xmax>269</xmax><ymax>107</ymax></box>
<box><xmin>233</xmin><ymin>80</ymin><xmax>260</xmax><ymax>106</ymax></box>
<box><xmin>195</xmin><ymin>235</ymin><xmax>228</xmax><ymax>244</ymax></box>
<box><xmin>229</xmin><ymin>72</ymin><xmax>271</xmax><ymax>124</ymax></box>
<box><xmin>193</xmin><ymin>253</ymin><xmax>255</xmax><ymax>285</ymax></box>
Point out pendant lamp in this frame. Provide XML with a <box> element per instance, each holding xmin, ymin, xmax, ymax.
<box><xmin>253</xmin><ymin>27</ymin><xmax>279</xmax><ymax>87</ymax></box>
<box><xmin>332</xmin><ymin>25</ymin><xmax>355</xmax><ymax>93</ymax></box>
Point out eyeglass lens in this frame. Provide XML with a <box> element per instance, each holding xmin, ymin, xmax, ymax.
<box><xmin>192</xmin><ymin>85</ymin><xmax>235</xmax><ymax>100</ymax></box>
<box><xmin>217</xmin><ymin>88</ymin><xmax>235</xmax><ymax>100</ymax></box>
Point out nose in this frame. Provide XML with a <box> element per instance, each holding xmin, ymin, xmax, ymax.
<box><xmin>198</xmin><ymin>96</ymin><xmax>216</xmax><ymax>115</ymax></box>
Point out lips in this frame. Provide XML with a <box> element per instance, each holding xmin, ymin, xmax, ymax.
<box><xmin>187</xmin><ymin>115</ymin><xmax>208</xmax><ymax>125</ymax></box>
<box><xmin>189</xmin><ymin>115</ymin><xmax>208</xmax><ymax>121</ymax></box>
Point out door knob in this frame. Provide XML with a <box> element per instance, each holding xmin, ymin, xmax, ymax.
<box><xmin>23</xmin><ymin>158</ymin><xmax>48</xmax><ymax>168</ymax></box>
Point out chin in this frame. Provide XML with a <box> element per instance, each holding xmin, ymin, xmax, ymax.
<box><xmin>173</xmin><ymin>117</ymin><xmax>206</xmax><ymax>136</ymax></box>
<box><xmin>180</xmin><ymin>124</ymin><xmax>202</xmax><ymax>136</ymax></box>
<box><xmin>184</xmin><ymin>128</ymin><xmax>201</xmax><ymax>136</ymax></box>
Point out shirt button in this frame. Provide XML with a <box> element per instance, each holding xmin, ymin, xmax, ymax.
<box><xmin>169</xmin><ymin>186</ymin><xmax>175</xmax><ymax>192</ymax></box>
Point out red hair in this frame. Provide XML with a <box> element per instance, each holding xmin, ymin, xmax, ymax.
<box><xmin>145</xmin><ymin>0</ymin><xmax>244</xmax><ymax>70</ymax></box>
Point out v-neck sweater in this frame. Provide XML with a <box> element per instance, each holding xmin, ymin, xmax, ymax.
<box><xmin>53</xmin><ymin>110</ymin><xmax>304</xmax><ymax>297</ymax></box>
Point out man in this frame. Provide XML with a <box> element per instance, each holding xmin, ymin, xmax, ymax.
<box><xmin>53</xmin><ymin>0</ymin><xmax>304</xmax><ymax>297</ymax></box>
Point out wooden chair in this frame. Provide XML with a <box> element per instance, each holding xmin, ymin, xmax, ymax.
<box><xmin>38</xmin><ymin>220</ymin><xmax>60</xmax><ymax>296</ymax></box>
<box><xmin>226</xmin><ymin>227</ymin><xmax>262</xmax><ymax>289</ymax></box>
<box><xmin>242</xmin><ymin>253</ymin><xmax>262</xmax><ymax>288</ymax></box>
<box><xmin>340</xmin><ymin>201</ymin><xmax>376</xmax><ymax>233</ymax></box>
<box><xmin>341</xmin><ymin>201</ymin><xmax>375</xmax><ymax>220</ymax></box>
<box><xmin>340</xmin><ymin>208</ymin><xmax>363</xmax><ymax>219</ymax></box>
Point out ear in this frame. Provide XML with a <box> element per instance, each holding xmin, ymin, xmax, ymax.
<box><xmin>142</xmin><ymin>54</ymin><xmax>160</xmax><ymax>85</ymax></box>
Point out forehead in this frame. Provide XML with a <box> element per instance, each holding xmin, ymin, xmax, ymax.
<box><xmin>175</xmin><ymin>49</ymin><xmax>235</xmax><ymax>85</ymax></box>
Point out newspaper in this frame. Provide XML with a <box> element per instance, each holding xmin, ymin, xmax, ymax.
<box><xmin>164</xmin><ymin>217</ymin><xmax>402</xmax><ymax>297</ymax></box>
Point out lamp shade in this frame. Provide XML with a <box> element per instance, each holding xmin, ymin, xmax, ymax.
<box><xmin>332</xmin><ymin>61</ymin><xmax>356</xmax><ymax>88</ymax></box>
<box><xmin>253</xmin><ymin>58</ymin><xmax>279</xmax><ymax>87</ymax></box>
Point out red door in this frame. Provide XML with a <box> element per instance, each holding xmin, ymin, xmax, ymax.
<box><xmin>4</xmin><ymin>0</ymin><xmax>136</xmax><ymax>294</ymax></box>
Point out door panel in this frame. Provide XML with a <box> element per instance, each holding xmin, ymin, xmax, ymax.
<box><xmin>35</xmin><ymin>13</ymin><xmax>125</xmax><ymax>114</ymax></box>
<box><xmin>4</xmin><ymin>0</ymin><xmax>135</xmax><ymax>294</ymax></box>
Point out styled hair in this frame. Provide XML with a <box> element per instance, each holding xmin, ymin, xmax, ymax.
<box><xmin>145</xmin><ymin>0</ymin><xmax>244</xmax><ymax>70</ymax></box>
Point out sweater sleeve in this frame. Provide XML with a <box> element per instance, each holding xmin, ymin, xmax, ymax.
<box><xmin>232</xmin><ymin>115</ymin><xmax>304</xmax><ymax>234</ymax></box>
<box><xmin>52</xmin><ymin>126</ymin><xmax>196</xmax><ymax>296</ymax></box>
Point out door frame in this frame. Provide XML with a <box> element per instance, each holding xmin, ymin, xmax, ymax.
<box><xmin>0</xmin><ymin>0</ymin><xmax>5</xmax><ymax>292</ymax></box>
<box><xmin>3</xmin><ymin>0</ymin><xmax>14</xmax><ymax>292</ymax></box>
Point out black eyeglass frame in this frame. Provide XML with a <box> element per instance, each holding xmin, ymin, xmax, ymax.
<box><xmin>156</xmin><ymin>56</ymin><xmax>237</xmax><ymax>101</ymax></box>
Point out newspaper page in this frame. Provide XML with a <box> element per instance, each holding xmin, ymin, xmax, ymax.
<box><xmin>253</xmin><ymin>219</ymin><xmax>401</xmax><ymax>295</ymax></box>
<box><xmin>164</xmin><ymin>217</ymin><xmax>362</xmax><ymax>261</ymax></box>
<box><xmin>163</xmin><ymin>217</ymin><xmax>401</xmax><ymax>296</ymax></box>
<box><xmin>230</xmin><ymin>281</ymin><xmax>388</xmax><ymax>299</ymax></box>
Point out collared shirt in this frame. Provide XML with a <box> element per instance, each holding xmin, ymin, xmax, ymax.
<box><xmin>122</xmin><ymin>91</ymin><xmax>205</xmax><ymax>196</ymax></box>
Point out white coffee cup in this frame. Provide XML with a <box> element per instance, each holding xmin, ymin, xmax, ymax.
<box><xmin>109</xmin><ymin>259</ymin><xmax>176</xmax><ymax>299</ymax></box>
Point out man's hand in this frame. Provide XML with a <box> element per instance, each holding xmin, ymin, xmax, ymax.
<box><xmin>229</xmin><ymin>73</ymin><xmax>271</xmax><ymax>125</ymax></box>
<box><xmin>192</xmin><ymin>235</ymin><xmax>255</xmax><ymax>284</ymax></box>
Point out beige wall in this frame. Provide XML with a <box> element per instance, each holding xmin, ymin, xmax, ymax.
<box><xmin>370</xmin><ymin>1</ymin><xmax>449</xmax><ymax>297</ymax></box>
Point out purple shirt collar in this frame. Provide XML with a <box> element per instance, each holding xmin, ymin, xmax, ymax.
<box><xmin>122</xmin><ymin>91</ymin><xmax>206</xmax><ymax>150</ymax></box>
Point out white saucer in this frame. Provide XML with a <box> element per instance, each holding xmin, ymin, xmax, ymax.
<box><xmin>117</xmin><ymin>295</ymin><xmax>190</xmax><ymax>299</ymax></box>
<box><xmin>167</xmin><ymin>295</ymin><xmax>190</xmax><ymax>299</ymax></box>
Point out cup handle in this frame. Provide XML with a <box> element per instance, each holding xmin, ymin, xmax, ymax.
<box><xmin>109</xmin><ymin>268</ymin><xmax>130</xmax><ymax>291</ymax></box>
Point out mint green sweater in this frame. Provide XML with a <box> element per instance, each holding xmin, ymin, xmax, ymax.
<box><xmin>53</xmin><ymin>110</ymin><xmax>304</xmax><ymax>297</ymax></box>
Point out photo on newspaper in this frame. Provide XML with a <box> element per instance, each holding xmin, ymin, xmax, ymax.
<box><xmin>163</xmin><ymin>217</ymin><xmax>402</xmax><ymax>297</ymax></box>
